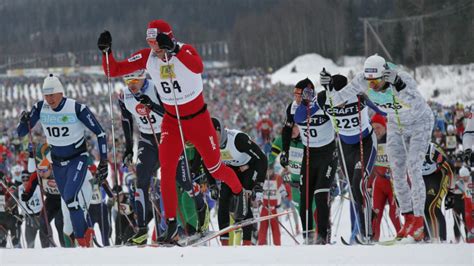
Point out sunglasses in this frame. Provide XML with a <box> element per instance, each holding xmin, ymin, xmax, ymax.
<box><xmin>37</xmin><ymin>168</ymin><xmax>50</xmax><ymax>173</ymax></box>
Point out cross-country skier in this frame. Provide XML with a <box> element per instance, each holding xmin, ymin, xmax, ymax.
<box><xmin>331</xmin><ymin>54</ymin><xmax>434</xmax><ymax>242</ymax></box>
<box><xmin>17</xmin><ymin>74</ymin><xmax>108</xmax><ymax>247</ymax></box>
<box><xmin>18</xmin><ymin>170</ymin><xmax>42</xmax><ymax>248</ymax></box>
<box><xmin>211</xmin><ymin>117</ymin><xmax>267</xmax><ymax>246</ymax></box>
<box><xmin>293</xmin><ymin>78</ymin><xmax>337</xmax><ymax>245</ymax></box>
<box><xmin>369</xmin><ymin>114</ymin><xmax>401</xmax><ymax>241</ymax></box>
<box><xmin>21</xmin><ymin>143</ymin><xmax>68</xmax><ymax>247</ymax></box>
<box><xmin>268</xmin><ymin>123</ymin><xmax>304</xmax><ymax>234</ymax></box>
<box><xmin>97</xmin><ymin>19</ymin><xmax>243</xmax><ymax>243</ymax></box>
<box><xmin>118</xmin><ymin>69</ymin><xmax>164</xmax><ymax>245</ymax></box>
<box><xmin>0</xmin><ymin>173</ymin><xmax>21</xmax><ymax>248</ymax></box>
<box><xmin>317</xmin><ymin>71</ymin><xmax>384</xmax><ymax>241</ymax></box>
<box><xmin>421</xmin><ymin>142</ymin><xmax>454</xmax><ymax>242</ymax></box>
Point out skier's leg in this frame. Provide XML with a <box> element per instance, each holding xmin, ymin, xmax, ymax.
<box><xmin>185</xmin><ymin>111</ymin><xmax>242</xmax><ymax>194</ymax></box>
<box><xmin>218</xmin><ymin>183</ymin><xmax>232</xmax><ymax>245</ymax></box>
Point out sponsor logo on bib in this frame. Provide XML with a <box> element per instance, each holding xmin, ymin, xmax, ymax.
<box><xmin>135</xmin><ymin>103</ymin><xmax>150</xmax><ymax>116</ymax></box>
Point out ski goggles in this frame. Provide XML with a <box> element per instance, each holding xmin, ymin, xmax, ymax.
<box><xmin>124</xmin><ymin>79</ymin><xmax>141</xmax><ymax>85</ymax></box>
<box><xmin>366</xmin><ymin>77</ymin><xmax>383</xmax><ymax>89</ymax></box>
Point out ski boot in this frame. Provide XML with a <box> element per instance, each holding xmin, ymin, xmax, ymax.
<box><xmin>197</xmin><ymin>203</ymin><xmax>210</xmax><ymax>233</ymax></box>
<box><xmin>406</xmin><ymin>216</ymin><xmax>424</xmax><ymax>242</ymax></box>
<box><xmin>231</xmin><ymin>189</ymin><xmax>248</xmax><ymax>221</ymax></box>
<box><xmin>127</xmin><ymin>227</ymin><xmax>148</xmax><ymax>246</ymax></box>
<box><xmin>396</xmin><ymin>213</ymin><xmax>414</xmax><ymax>240</ymax></box>
<box><xmin>157</xmin><ymin>218</ymin><xmax>179</xmax><ymax>244</ymax></box>
<box><xmin>76</xmin><ymin>228</ymin><xmax>94</xmax><ymax>247</ymax></box>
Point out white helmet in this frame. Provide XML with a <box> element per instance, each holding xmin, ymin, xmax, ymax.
<box><xmin>42</xmin><ymin>73</ymin><xmax>65</xmax><ymax>95</ymax></box>
<box><xmin>459</xmin><ymin>166</ymin><xmax>470</xmax><ymax>177</ymax></box>
<box><xmin>363</xmin><ymin>54</ymin><xmax>386</xmax><ymax>80</ymax></box>
<box><xmin>123</xmin><ymin>69</ymin><xmax>147</xmax><ymax>81</ymax></box>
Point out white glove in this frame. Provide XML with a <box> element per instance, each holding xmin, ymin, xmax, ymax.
<box><xmin>382</xmin><ymin>69</ymin><xmax>398</xmax><ymax>84</ymax></box>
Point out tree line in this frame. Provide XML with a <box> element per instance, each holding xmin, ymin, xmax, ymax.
<box><xmin>0</xmin><ymin>0</ymin><xmax>472</xmax><ymax>70</ymax></box>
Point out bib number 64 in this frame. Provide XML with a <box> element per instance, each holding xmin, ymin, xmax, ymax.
<box><xmin>161</xmin><ymin>81</ymin><xmax>182</xmax><ymax>94</ymax></box>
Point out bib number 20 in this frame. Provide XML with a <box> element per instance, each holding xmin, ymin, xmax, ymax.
<box><xmin>161</xmin><ymin>81</ymin><xmax>182</xmax><ymax>94</ymax></box>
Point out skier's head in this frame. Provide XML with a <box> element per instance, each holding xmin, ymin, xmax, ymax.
<box><xmin>330</xmin><ymin>74</ymin><xmax>348</xmax><ymax>91</ymax></box>
<box><xmin>294</xmin><ymin>78</ymin><xmax>314</xmax><ymax>104</ymax></box>
<box><xmin>146</xmin><ymin>19</ymin><xmax>174</xmax><ymax>57</ymax></box>
<box><xmin>364</xmin><ymin>54</ymin><xmax>387</xmax><ymax>91</ymax></box>
<box><xmin>123</xmin><ymin>69</ymin><xmax>146</xmax><ymax>94</ymax></box>
<box><xmin>21</xmin><ymin>170</ymin><xmax>30</xmax><ymax>184</ymax></box>
<box><xmin>459</xmin><ymin>166</ymin><xmax>471</xmax><ymax>183</ymax></box>
<box><xmin>146</xmin><ymin>20</ymin><xmax>174</xmax><ymax>41</ymax></box>
<box><xmin>371</xmin><ymin>113</ymin><xmax>387</xmax><ymax>140</ymax></box>
<box><xmin>11</xmin><ymin>164</ymin><xmax>23</xmax><ymax>183</ymax></box>
<box><xmin>211</xmin><ymin>117</ymin><xmax>227</xmax><ymax>148</ymax></box>
<box><xmin>42</xmin><ymin>73</ymin><xmax>65</xmax><ymax>109</ymax></box>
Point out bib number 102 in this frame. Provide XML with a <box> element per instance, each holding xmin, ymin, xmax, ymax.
<box><xmin>46</xmin><ymin>127</ymin><xmax>70</xmax><ymax>137</ymax></box>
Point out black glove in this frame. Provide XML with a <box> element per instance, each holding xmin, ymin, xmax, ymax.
<box><xmin>463</xmin><ymin>149</ymin><xmax>472</xmax><ymax>165</ymax></box>
<box><xmin>156</xmin><ymin>33</ymin><xmax>179</xmax><ymax>54</ymax></box>
<box><xmin>112</xmin><ymin>184</ymin><xmax>123</xmax><ymax>194</ymax></box>
<box><xmin>209</xmin><ymin>184</ymin><xmax>219</xmax><ymax>200</ymax></box>
<box><xmin>97</xmin><ymin>30</ymin><xmax>112</xmax><ymax>53</ymax></box>
<box><xmin>251</xmin><ymin>183</ymin><xmax>263</xmax><ymax>200</ymax></box>
<box><xmin>96</xmin><ymin>160</ymin><xmax>109</xmax><ymax>182</ymax></box>
<box><xmin>21</xmin><ymin>192</ymin><xmax>29</xmax><ymax>202</ymax></box>
<box><xmin>138</xmin><ymin>94</ymin><xmax>153</xmax><ymax>109</ymax></box>
<box><xmin>20</xmin><ymin>111</ymin><xmax>30</xmax><ymax>124</ymax></box>
<box><xmin>123</xmin><ymin>148</ymin><xmax>133</xmax><ymax>166</ymax></box>
<box><xmin>445</xmin><ymin>190</ymin><xmax>455</xmax><ymax>210</ymax></box>
<box><xmin>280</xmin><ymin>152</ymin><xmax>289</xmax><ymax>168</ymax></box>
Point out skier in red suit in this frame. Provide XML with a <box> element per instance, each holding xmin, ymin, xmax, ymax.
<box><xmin>97</xmin><ymin>19</ymin><xmax>243</xmax><ymax>242</ymax></box>
<box><xmin>370</xmin><ymin>113</ymin><xmax>401</xmax><ymax>241</ymax></box>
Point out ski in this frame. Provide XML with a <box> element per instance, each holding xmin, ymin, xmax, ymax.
<box><xmin>340</xmin><ymin>236</ymin><xmax>353</xmax><ymax>246</ymax></box>
<box><xmin>190</xmin><ymin>210</ymin><xmax>293</xmax><ymax>247</ymax></box>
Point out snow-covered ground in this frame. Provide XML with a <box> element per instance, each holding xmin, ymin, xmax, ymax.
<box><xmin>1</xmin><ymin>197</ymin><xmax>472</xmax><ymax>265</ymax></box>
<box><xmin>271</xmin><ymin>53</ymin><xmax>474</xmax><ymax>106</ymax></box>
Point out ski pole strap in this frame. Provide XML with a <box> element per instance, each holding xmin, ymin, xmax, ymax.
<box><xmin>165</xmin><ymin>104</ymin><xmax>207</xmax><ymax>120</ymax></box>
<box><xmin>392</xmin><ymin>94</ymin><xmax>403</xmax><ymax>133</ymax></box>
<box><xmin>328</xmin><ymin>96</ymin><xmax>340</xmax><ymax>134</ymax></box>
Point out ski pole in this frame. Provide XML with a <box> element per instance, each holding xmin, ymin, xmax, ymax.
<box><xmin>104</xmin><ymin>49</ymin><xmax>123</xmax><ymax>243</ymax></box>
<box><xmin>26</xmin><ymin>121</ymin><xmax>56</xmax><ymax>247</ymax></box>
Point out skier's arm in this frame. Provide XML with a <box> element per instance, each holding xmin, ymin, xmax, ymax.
<box><xmin>16</xmin><ymin>101</ymin><xmax>43</xmax><ymax>137</ymax></box>
<box><xmin>281</xmin><ymin>104</ymin><xmax>294</xmax><ymax>154</ymax></box>
<box><xmin>75</xmin><ymin>103</ymin><xmax>108</xmax><ymax>161</ymax></box>
<box><xmin>175</xmin><ymin>44</ymin><xmax>204</xmax><ymax>74</ymax></box>
<box><xmin>102</xmin><ymin>49</ymin><xmax>151</xmax><ymax>77</ymax></box>
<box><xmin>234</xmin><ymin>133</ymin><xmax>268</xmax><ymax>183</ymax></box>
<box><xmin>118</xmin><ymin>96</ymin><xmax>134</xmax><ymax>152</ymax></box>
<box><xmin>294</xmin><ymin>103</ymin><xmax>319</xmax><ymax>123</ymax></box>
<box><xmin>331</xmin><ymin>73</ymin><xmax>366</xmax><ymax>106</ymax></box>
<box><xmin>361</xmin><ymin>95</ymin><xmax>387</xmax><ymax>116</ymax></box>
